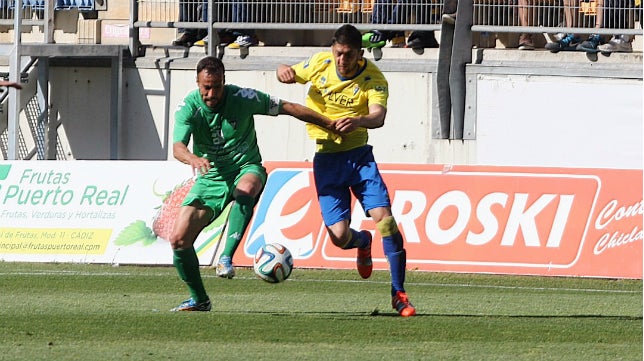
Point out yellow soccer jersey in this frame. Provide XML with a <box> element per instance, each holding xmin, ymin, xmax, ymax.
<box><xmin>292</xmin><ymin>51</ymin><xmax>388</xmax><ymax>153</ymax></box>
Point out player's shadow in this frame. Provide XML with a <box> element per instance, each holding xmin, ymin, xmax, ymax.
<box><xmin>222</xmin><ymin>310</ymin><xmax>642</xmax><ymax>320</ymax></box>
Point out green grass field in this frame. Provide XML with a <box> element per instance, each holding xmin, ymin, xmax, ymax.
<box><xmin>0</xmin><ymin>262</ymin><xmax>641</xmax><ymax>361</ymax></box>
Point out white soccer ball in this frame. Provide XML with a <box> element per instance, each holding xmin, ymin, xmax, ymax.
<box><xmin>253</xmin><ymin>243</ymin><xmax>293</xmax><ymax>283</ymax></box>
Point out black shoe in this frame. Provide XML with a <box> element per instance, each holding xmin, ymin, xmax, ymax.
<box><xmin>544</xmin><ymin>34</ymin><xmax>580</xmax><ymax>53</ymax></box>
<box><xmin>172</xmin><ymin>33</ymin><xmax>198</xmax><ymax>47</ymax></box>
<box><xmin>406</xmin><ymin>31</ymin><xmax>439</xmax><ymax>49</ymax></box>
<box><xmin>577</xmin><ymin>34</ymin><xmax>602</xmax><ymax>53</ymax></box>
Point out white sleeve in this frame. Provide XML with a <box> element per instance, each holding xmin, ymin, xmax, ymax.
<box><xmin>268</xmin><ymin>95</ymin><xmax>281</xmax><ymax>116</ymax></box>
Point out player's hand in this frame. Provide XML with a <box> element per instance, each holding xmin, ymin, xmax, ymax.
<box><xmin>190</xmin><ymin>157</ymin><xmax>211</xmax><ymax>176</ymax></box>
<box><xmin>334</xmin><ymin>117</ymin><xmax>361</xmax><ymax>134</ymax></box>
<box><xmin>276</xmin><ymin>65</ymin><xmax>296</xmax><ymax>84</ymax></box>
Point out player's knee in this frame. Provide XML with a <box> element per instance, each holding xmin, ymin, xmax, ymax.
<box><xmin>169</xmin><ymin>233</ymin><xmax>188</xmax><ymax>250</ymax></box>
<box><xmin>377</xmin><ymin>216</ymin><xmax>403</xmax><ymax>251</ymax></box>
<box><xmin>376</xmin><ymin>216</ymin><xmax>398</xmax><ymax>237</ymax></box>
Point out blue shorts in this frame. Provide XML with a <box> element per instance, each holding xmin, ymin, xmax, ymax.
<box><xmin>313</xmin><ymin>145</ymin><xmax>391</xmax><ymax>227</ymax></box>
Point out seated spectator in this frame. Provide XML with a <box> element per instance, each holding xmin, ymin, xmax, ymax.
<box><xmin>406</xmin><ymin>31</ymin><xmax>439</xmax><ymax>49</ymax></box>
<box><xmin>185</xmin><ymin>0</ymin><xmax>259</xmax><ymax>48</ymax></box>
<box><xmin>517</xmin><ymin>0</ymin><xmax>535</xmax><ymax>50</ymax></box>
<box><xmin>545</xmin><ymin>0</ymin><xmax>582</xmax><ymax>52</ymax></box>
<box><xmin>362</xmin><ymin>30</ymin><xmax>406</xmax><ymax>49</ymax></box>
<box><xmin>406</xmin><ymin>0</ymin><xmax>440</xmax><ymax>49</ymax></box>
<box><xmin>172</xmin><ymin>0</ymin><xmax>206</xmax><ymax>47</ymax></box>
<box><xmin>581</xmin><ymin>0</ymin><xmax>634</xmax><ymax>53</ymax></box>
<box><xmin>362</xmin><ymin>0</ymin><xmax>405</xmax><ymax>50</ymax></box>
<box><xmin>362</xmin><ymin>0</ymin><xmax>439</xmax><ymax>49</ymax></box>
<box><xmin>598</xmin><ymin>34</ymin><xmax>633</xmax><ymax>53</ymax></box>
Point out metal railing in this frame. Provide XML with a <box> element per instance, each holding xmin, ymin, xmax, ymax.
<box><xmin>0</xmin><ymin>1</ymin><xmax>640</xmax><ymax>50</ymax></box>
<box><xmin>131</xmin><ymin>0</ymin><xmax>642</xmax><ymax>32</ymax></box>
<box><xmin>127</xmin><ymin>0</ymin><xmax>641</xmax><ymax>55</ymax></box>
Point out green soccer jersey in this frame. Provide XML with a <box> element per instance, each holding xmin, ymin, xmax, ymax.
<box><xmin>173</xmin><ymin>84</ymin><xmax>281</xmax><ymax>180</ymax></box>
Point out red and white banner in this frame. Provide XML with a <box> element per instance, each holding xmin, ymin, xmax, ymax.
<box><xmin>237</xmin><ymin>162</ymin><xmax>642</xmax><ymax>279</ymax></box>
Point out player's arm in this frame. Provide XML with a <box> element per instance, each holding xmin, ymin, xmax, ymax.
<box><xmin>172</xmin><ymin>141</ymin><xmax>211</xmax><ymax>176</ymax></box>
<box><xmin>280</xmin><ymin>100</ymin><xmax>337</xmax><ymax>134</ymax></box>
<box><xmin>334</xmin><ymin>104</ymin><xmax>387</xmax><ymax>134</ymax></box>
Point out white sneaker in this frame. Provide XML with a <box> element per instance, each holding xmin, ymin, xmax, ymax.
<box><xmin>228</xmin><ymin>35</ymin><xmax>257</xmax><ymax>49</ymax></box>
<box><xmin>598</xmin><ymin>36</ymin><xmax>633</xmax><ymax>53</ymax></box>
<box><xmin>216</xmin><ymin>255</ymin><xmax>235</xmax><ymax>279</ymax></box>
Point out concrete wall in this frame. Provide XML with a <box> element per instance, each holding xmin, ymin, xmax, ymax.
<box><xmin>7</xmin><ymin>46</ymin><xmax>642</xmax><ymax>169</ymax></box>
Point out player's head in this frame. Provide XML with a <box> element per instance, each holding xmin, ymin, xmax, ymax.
<box><xmin>331</xmin><ymin>24</ymin><xmax>364</xmax><ymax>78</ymax></box>
<box><xmin>196</xmin><ymin>56</ymin><xmax>226</xmax><ymax>109</ymax></box>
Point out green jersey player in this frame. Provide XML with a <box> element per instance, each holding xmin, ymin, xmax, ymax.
<box><xmin>170</xmin><ymin>56</ymin><xmax>336</xmax><ymax>311</ymax></box>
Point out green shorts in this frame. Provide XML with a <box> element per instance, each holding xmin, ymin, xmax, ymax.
<box><xmin>181</xmin><ymin>163</ymin><xmax>267</xmax><ymax>222</ymax></box>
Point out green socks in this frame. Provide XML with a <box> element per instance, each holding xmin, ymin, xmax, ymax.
<box><xmin>221</xmin><ymin>195</ymin><xmax>255</xmax><ymax>258</ymax></box>
<box><xmin>173</xmin><ymin>248</ymin><xmax>208</xmax><ymax>303</ymax></box>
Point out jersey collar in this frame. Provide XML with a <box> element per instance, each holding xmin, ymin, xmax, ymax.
<box><xmin>336</xmin><ymin>58</ymin><xmax>367</xmax><ymax>81</ymax></box>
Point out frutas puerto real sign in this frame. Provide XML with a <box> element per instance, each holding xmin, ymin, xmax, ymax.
<box><xmin>239</xmin><ymin>162</ymin><xmax>642</xmax><ymax>279</ymax></box>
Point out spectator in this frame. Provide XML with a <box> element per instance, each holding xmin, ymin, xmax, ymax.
<box><xmin>599</xmin><ymin>34</ymin><xmax>633</xmax><ymax>52</ymax></box>
<box><xmin>172</xmin><ymin>0</ymin><xmax>206</xmax><ymax>47</ymax></box>
<box><xmin>517</xmin><ymin>0</ymin><xmax>535</xmax><ymax>50</ymax></box>
<box><xmin>582</xmin><ymin>0</ymin><xmax>635</xmax><ymax>53</ymax></box>
<box><xmin>362</xmin><ymin>0</ymin><xmax>438</xmax><ymax>50</ymax></box>
<box><xmin>194</xmin><ymin>1</ymin><xmax>258</xmax><ymax>48</ymax></box>
<box><xmin>577</xmin><ymin>0</ymin><xmax>605</xmax><ymax>52</ymax></box>
<box><xmin>362</xmin><ymin>1</ymin><xmax>406</xmax><ymax>49</ymax></box>
<box><xmin>545</xmin><ymin>0</ymin><xmax>582</xmax><ymax>52</ymax></box>
<box><xmin>405</xmin><ymin>0</ymin><xmax>440</xmax><ymax>49</ymax></box>
<box><xmin>276</xmin><ymin>24</ymin><xmax>417</xmax><ymax>317</ymax></box>
<box><xmin>169</xmin><ymin>56</ymin><xmax>336</xmax><ymax>310</ymax></box>
<box><xmin>406</xmin><ymin>30</ymin><xmax>439</xmax><ymax>49</ymax></box>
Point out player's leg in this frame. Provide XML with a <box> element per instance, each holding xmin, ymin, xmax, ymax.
<box><xmin>169</xmin><ymin>201</ymin><xmax>213</xmax><ymax>311</ymax></box>
<box><xmin>325</xmin><ymin>220</ymin><xmax>373</xmax><ymax>279</ymax></box>
<box><xmin>313</xmin><ymin>151</ymin><xmax>373</xmax><ymax>278</ymax></box>
<box><xmin>353</xmin><ymin>145</ymin><xmax>415</xmax><ymax>316</ymax></box>
<box><xmin>369</xmin><ymin>208</ymin><xmax>416</xmax><ymax>317</ymax></box>
<box><xmin>216</xmin><ymin>165</ymin><xmax>267</xmax><ymax>278</ymax></box>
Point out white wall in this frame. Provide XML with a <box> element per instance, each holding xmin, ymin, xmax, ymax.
<box><xmin>474</xmin><ymin>74</ymin><xmax>642</xmax><ymax>169</ymax></box>
<box><xmin>26</xmin><ymin>53</ymin><xmax>641</xmax><ymax>170</ymax></box>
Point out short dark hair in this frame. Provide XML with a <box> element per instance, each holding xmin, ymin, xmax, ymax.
<box><xmin>196</xmin><ymin>56</ymin><xmax>225</xmax><ymax>76</ymax></box>
<box><xmin>332</xmin><ymin>24</ymin><xmax>362</xmax><ymax>51</ymax></box>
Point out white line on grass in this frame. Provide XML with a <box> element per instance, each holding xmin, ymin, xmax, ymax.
<box><xmin>1</xmin><ymin>270</ymin><xmax>640</xmax><ymax>294</ymax></box>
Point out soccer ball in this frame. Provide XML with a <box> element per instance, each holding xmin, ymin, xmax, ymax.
<box><xmin>253</xmin><ymin>243</ymin><xmax>293</xmax><ymax>283</ymax></box>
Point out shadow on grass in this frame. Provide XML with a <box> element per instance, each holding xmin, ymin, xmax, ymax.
<box><xmin>211</xmin><ymin>309</ymin><xmax>643</xmax><ymax>320</ymax></box>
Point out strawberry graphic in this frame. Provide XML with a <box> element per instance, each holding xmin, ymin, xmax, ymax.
<box><xmin>113</xmin><ymin>178</ymin><xmax>195</xmax><ymax>247</ymax></box>
<box><xmin>152</xmin><ymin>178</ymin><xmax>195</xmax><ymax>240</ymax></box>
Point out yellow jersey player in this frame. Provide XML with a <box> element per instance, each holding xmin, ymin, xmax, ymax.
<box><xmin>276</xmin><ymin>24</ymin><xmax>416</xmax><ymax>317</ymax></box>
